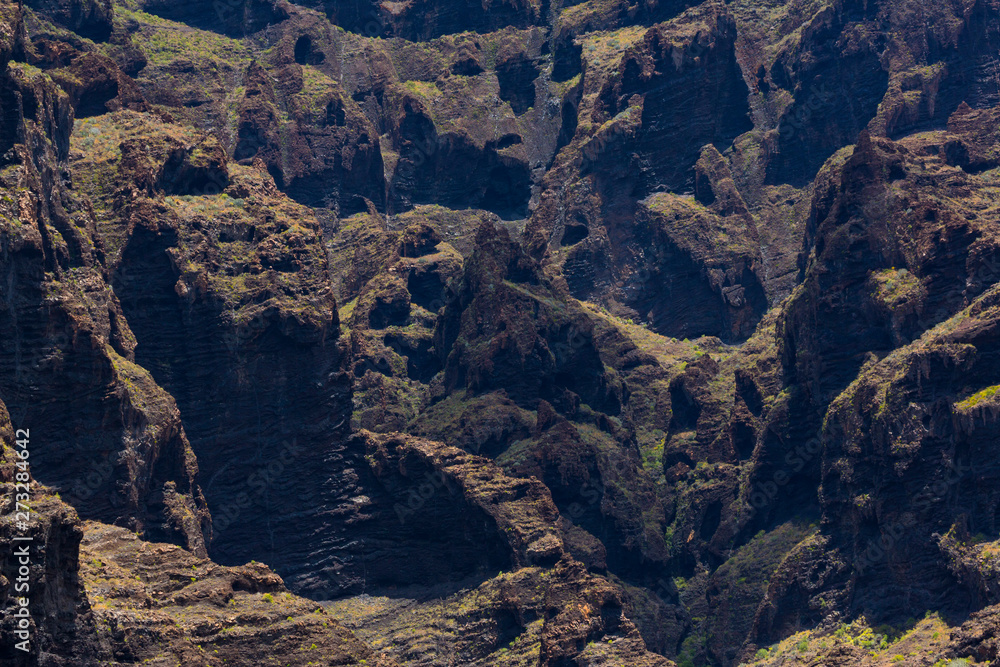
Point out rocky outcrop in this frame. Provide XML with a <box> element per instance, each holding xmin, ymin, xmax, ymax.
<box><xmin>870</xmin><ymin>0</ymin><xmax>1000</xmax><ymax>139</ymax></box>
<box><xmin>0</xmin><ymin>388</ymin><xmax>398</xmax><ymax>667</ymax></box>
<box><xmin>232</xmin><ymin>56</ymin><xmax>386</xmax><ymax>215</ymax></box>
<box><xmin>439</xmin><ymin>221</ymin><xmax>624</xmax><ymax>414</ymax></box>
<box><xmin>79</xmin><ymin>521</ymin><xmax>399</xmax><ymax>667</ymax></box>
<box><xmin>803</xmin><ymin>285</ymin><xmax>1000</xmax><ymax>627</ymax></box>
<box><xmin>0</xmin><ymin>398</ymin><xmax>103</xmax><ymax>667</ymax></box>
<box><xmin>0</xmin><ymin>10</ymin><xmax>208</xmax><ymax>553</ymax></box>
<box><xmin>740</xmin><ymin>602</ymin><xmax>1000</xmax><ymax>666</ymax></box>
<box><xmin>334</xmin><ymin>560</ymin><xmax>675</xmax><ymax>666</ymax></box>
<box><xmin>549</xmin><ymin>0</ymin><xmax>704</xmax><ymax>82</ymax></box>
<box><xmin>737</xmin><ymin>123</ymin><xmax>1000</xmax><ymax>648</ymax></box>
<box><xmin>630</xmin><ymin>188</ymin><xmax>767</xmax><ymax>341</ymax></box>
<box><xmin>48</xmin><ymin>52</ymin><xmax>148</xmax><ymax>118</ymax></box>
<box><xmin>762</xmin><ymin>0</ymin><xmax>888</xmax><ymax>186</ymax></box>
<box><xmin>384</xmin><ymin>88</ymin><xmax>533</xmax><ymax>218</ymax></box>
<box><xmin>321</xmin><ymin>0</ymin><xmax>546</xmax><ymax>41</ymax></box>
<box><xmin>781</xmin><ymin>127</ymin><xmax>1000</xmax><ymax>406</ymax></box>
<box><xmin>67</xmin><ymin>111</ymin><xmax>355</xmax><ymax>594</ymax></box>
<box><xmin>525</xmin><ymin>2</ymin><xmax>763</xmax><ymax>341</ymax></box>
<box><xmin>137</xmin><ymin>0</ymin><xmax>290</xmax><ymax>36</ymax></box>
<box><xmin>326</xmin><ymin>431</ymin><xmax>675</xmax><ymax>666</ymax></box>
<box><xmin>345</xmin><ymin>218</ymin><xmax>461</xmax><ymax>431</ymax></box>
<box><xmin>363</xmin><ymin>431</ymin><xmax>566</xmax><ymax>575</ymax></box>
<box><xmin>725</xmin><ymin>0</ymin><xmax>1000</xmax><ymax>188</ymax></box>
<box><xmin>624</xmin><ymin>102</ymin><xmax>1000</xmax><ymax>663</ymax></box>
<box><xmin>230</xmin><ymin>60</ymin><xmax>285</xmax><ymax>184</ymax></box>
<box><xmin>429</xmin><ymin>221</ymin><xmax>675</xmax><ymax>590</ymax></box>
<box><xmin>594</xmin><ymin>4</ymin><xmax>753</xmax><ymax>196</ymax></box>
<box><xmin>111</xmin><ymin>5</ymin><xmax>569</xmax><ymax>219</ymax></box>
<box><xmin>11</xmin><ymin>0</ymin><xmax>1000</xmax><ymax>664</ymax></box>
<box><xmin>24</xmin><ymin>0</ymin><xmax>114</xmax><ymax>42</ymax></box>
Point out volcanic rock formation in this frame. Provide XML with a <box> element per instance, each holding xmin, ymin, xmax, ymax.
<box><xmin>4</xmin><ymin>0</ymin><xmax>1000</xmax><ymax>665</ymax></box>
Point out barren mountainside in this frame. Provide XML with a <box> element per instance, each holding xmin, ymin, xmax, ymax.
<box><xmin>0</xmin><ymin>0</ymin><xmax>1000</xmax><ymax>665</ymax></box>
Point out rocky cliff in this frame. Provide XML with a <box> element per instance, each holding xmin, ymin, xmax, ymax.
<box><xmin>3</xmin><ymin>0</ymin><xmax>1000</xmax><ymax>665</ymax></box>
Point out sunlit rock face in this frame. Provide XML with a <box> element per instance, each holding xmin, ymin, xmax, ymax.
<box><xmin>6</xmin><ymin>0</ymin><xmax>1000</xmax><ymax>665</ymax></box>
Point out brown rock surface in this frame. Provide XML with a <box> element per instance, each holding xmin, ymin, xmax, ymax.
<box><xmin>8</xmin><ymin>0</ymin><xmax>1000</xmax><ymax>665</ymax></box>
<box><xmin>0</xmin><ymin>7</ymin><xmax>208</xmax><ymax>554</ymax></box>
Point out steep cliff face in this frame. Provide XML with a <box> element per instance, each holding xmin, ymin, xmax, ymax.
<box><xmin>231</xmin><ymin>52</ymin><xmax>386</xmax><ymax>214</ymax></box>
<box><xmin>68</xmin><ymin>109</ymin><xmax>356</xmax><ymax>596</ymax></box>
<box><xmin>761</xmin><ymin>0</ymin><xmax>888</xmax><ymax>186</ymax></box>
<box><xmin>0</xmin><ymin>398</ymin><xmax>103</xmax><ymax>667</ymax></box>
<box><xmin>713</xmin><ymin>113</ymin><xmax>1000</xmax><ymax>660</ymax></box>
<box><xmin>781</xmin><ymin>128</ymin><xmax>1000</xmax><ymax>405</ymax></box>
<box><xmin>745</xmin><ymin>285</ymin><xmax>1000</xmax><ymax>646</ymax></box>
<box><xmin>595</xmin><ymin>7</ymin><xmax>753</xmax><ymax>196</ymax></box>
<box><xmin>79</xmin><ymin>521</ymin><xmax>400</xmax><ymax>667</ymax></box>
<box><xmin>24</xmin><ymin>0</ymin><xmax>114</xmax><ymax>42</ymax></box>
<box><xmin>525</xmin><ymin>2</ymin><xmax>763</xmax><ymax>343</ymax></box>
<box><xmin>0</xmin><ymin>392</ymin><xmax>399</xmax><ymax>667</ymax></box>
<box><xmin>426</xmin><ymin>222</ymin><xmax>683</xmax><ymax>583</ymax></box>
<box><xmin>9</xmin><ymin>0</ymin><xmax>1000</xmax><ymax>665</ymax></box>
<box><xmin>439</xmin><ymin>222</ymin><xmax>622</xmax><ymax>413</ymax></box>
<box><xmin>327</xmin><ymin>432</ymin><xmax>674</xmax><ymax>666</ymax></box>
<box><xmin>320</xmin><ymin>0</ymin><xmax>546</xmax><ymax>41</ymax></box>
<box><xmin>137</xmin><ymin>0</ymin><xmax>290</xmax><ymax>36</ymax></box>
<box><xmin>0</xmin><ymin>5</ymin><xmax>208</xmax><ymax>554</ymax></box>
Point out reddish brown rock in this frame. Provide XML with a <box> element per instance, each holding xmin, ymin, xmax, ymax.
<box><xmin>24</xmin><ymin>0</ymin><xmax>114</xmax><ymax>41</ymax></box>
<box><xmin>49</xmin><ymin>52</ymin><xmax>148</xmax><ymax>118</ymax></box>
<box><xmin>0</xmin><ymin>25</ymin><xmax>208</xmax><ymax>554</ymax></box>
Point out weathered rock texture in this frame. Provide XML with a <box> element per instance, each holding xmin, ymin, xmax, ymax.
<box><xmin>68</xmin><ymin>109</ymin><xmax>356</xmax><ymax>596</ymax></box>
<box><xmin>0</xmin><ymin>4</ymin><xmax>208</xmax><ymax>554</ymax></box>
<box><xmin>0</xmin><ymin>397</ymin><xmax>103</xmax><ymax>667</ymax></box>
<box><xmin>7</xmin><ymin>0</ymin><xmax>1000</xmax><ymax>665</ymax></box>
<box><xmin>0</xmin><ymin>389</ymin><xmax>401</xmax><ymax>667</ymax></box>
<box><xmin>79</xmin><ymin>521</ymin><xmax>400</xmax><ymax>667</ymax></box>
